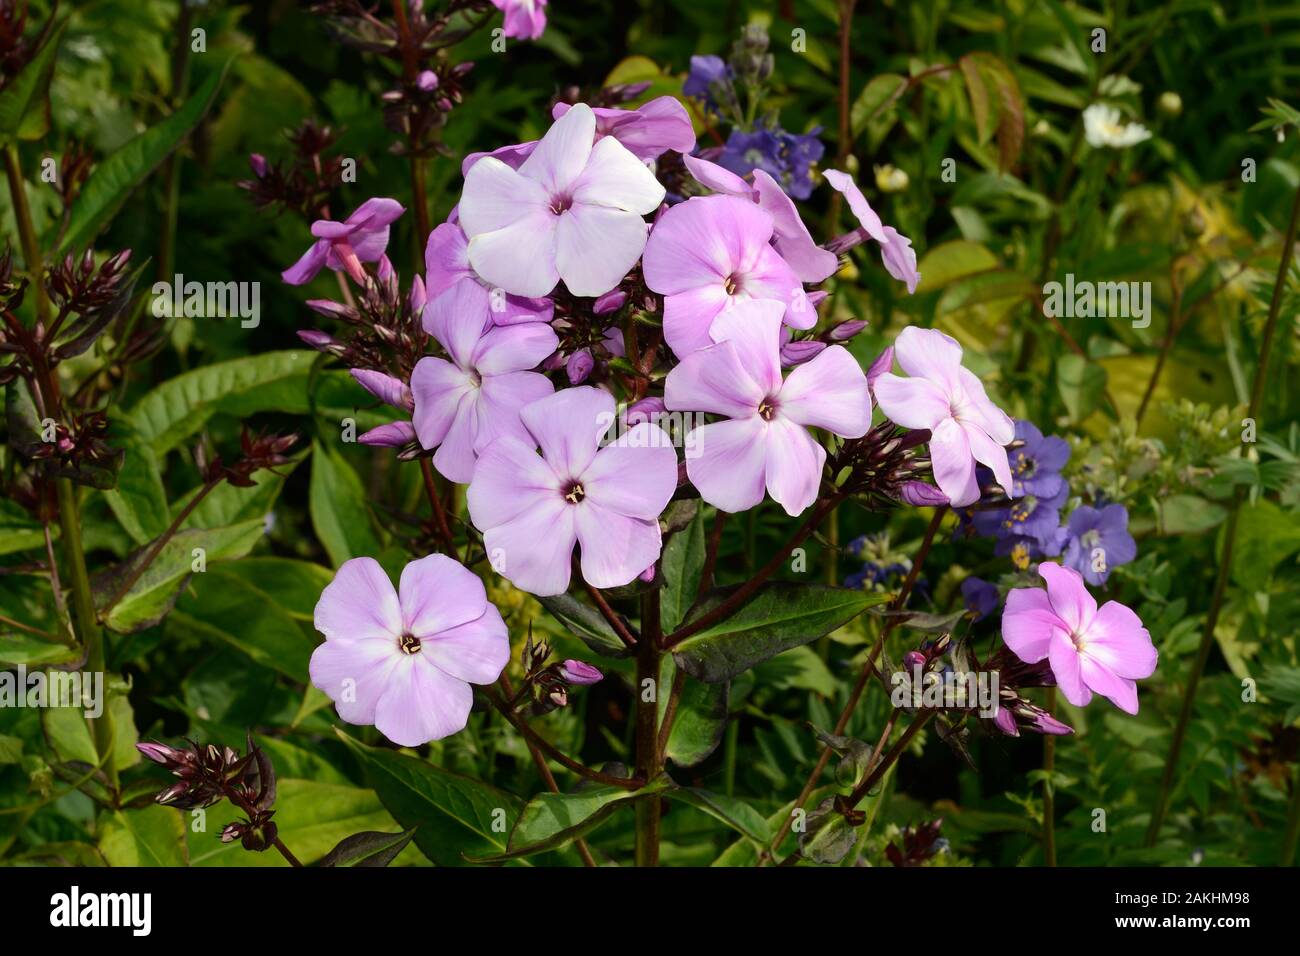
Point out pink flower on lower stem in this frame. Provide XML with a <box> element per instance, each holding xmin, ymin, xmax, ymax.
<box><xmin>1002</xmin><ymin>563</ymin><xmax>1157</xmax><ymax>714</ymax></box>
<box><xmin>282</xmin><ymin>198</ymin><xmax>405</xmax><ymax>286</ymax></box>
<box><xmin>467</xmin><ymin>387</ymin><xmax>678</xmax><ymax>596</ymax></box>
<box><xmin>823</xmin><ymin>170</ymin><xmax>920</xmax><ymax>293</ymax></box>
<box><xmin>873</xmin><ymin>326</ymin><xmax>1014</xmax><ymax>508</ymax></box>
<box><xmin>491</xmin><ymin>0</ymin><xmax>547</xmax><ymax>40</ymax></box>
<box><xmin>309</xmin><ymin>555</ymin><xmax>510</xmax><ymax>746</ymax></box>
<box><xmin>459</xmin><ymin>103</ymin><xmax>665</xmax><ymax>297</ymax></box>
<box><xmin>410</xmin><ymin>281</ymin><xmax>558</xmax><ymax>482</ymax></box>
<box><xmin>642</xmin><ymin>194</ymin><xmax>804</xmax><ymax>358</ymax></box>
<box><xmin>664</xmin><ymin>299</ymin><xmax>871</xmax><ymax>516</ymax></box>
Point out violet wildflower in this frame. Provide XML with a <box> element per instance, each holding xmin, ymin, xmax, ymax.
<box><xmin>719</xmin><ymin>126</ymin><xmax>825</xmax><ymax>200</ymax></box>
<box><xmin>410</xmin><ymin>282</ymin><xmax>557</xmax><ymax>482</ymax></box>
<box><xmin>823</xmin><ymin>169</ymin><xmax>920</xmax><ymax>293</ymax></box>
<box><xmin>1060</xmin><ymin>503</ymin><xmax>1137</xmax><ymax>586</ymax></box>
<box><xmin>282</xmin><ymin>198</ymin><xmax>405</xmax><ymax>286</ymax></box>
<box><xmin>459</xmin><ymin>103</ymin><xmax>665</xmax><ymax>297</ymax></box>
<box><xmin>960</xmin><ymin>576</ymin><xmax>1000</xmax><ymax>622</ymax></box>
<box><xmin>683</xmin><ymin>55</ymin><xmax>735</xmax><ymax>114</ymax></box>
<box><xmin>491</xmin><ymin>0</ymin><xmax>547</xmax><ymax>40</ymax></box>
<box><xmin>1002</xmin><ymin>563</ymin><xmax>1157</xmax><ymax>714</ymax></box>
<box><xmin>664</xmin><ymin>299</ymin><xmax>870</xmax><ymax>516</ymax></box>
<box><xmin>310</xmin><ymin>555</ymin><xmax>510</xmax><ymax>746</ymax></box>
<box><xmin>873</xmin><ymin>327</ymin><xmax>1015</xmax><ymax>508</ymax></box>
<box><xmin>466</xmin><ymin>387</ymin><xmax>679</xmax><ymax>596</ymax></box>
<box><xmin>1008</xmin><ymin>419</ymin><xmax>1070</xmax><ymax>499</ymax></box>
<box><xmin>642</xmin><ymin>194</ymin><xmax>803</xmax><ymax>358</ymax></box>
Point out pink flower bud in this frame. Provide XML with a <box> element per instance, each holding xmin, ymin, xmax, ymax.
<box><xmin>829</xmin><ymin>319</ymin><xmax>867</xmax><ymax>341</ymax></box>
<box><xmin>560</xmin><ymin>660</ymin><xmax>604</xmax><ymax>685</ymax></box>
<box><xmin>358</xmin><ymin>421</ymin><xmax>418</xmax><ymax>447</ymax></box>
<box><xmin>866</xmin><ymin>345</ymin><xmax>894</xmax><ymax>389</ymax></box>
<box><xmin>409</xmin><ymin>274</ymin><xmax>427</xmax><ymax>313</ymax></box>
<box><xmin>417</xmin><ymin>70</ymin><xmax>439</xmax><ymax>92</ymax></box>
<box><xmin>566</xmin><ymin>348</ymin><xmax>595</xmax><ymax>385</ymax></box>
<box><xmin>626</xmin><ymin>396</ymin><xmax>665</xmax><ymax>427</ymax></box>
<box><xmin>248</xmin><ymin>153</ymin><xmax>268</xmax><ymax>178</ymax></box>
<box><xmin>593</xmin><ymin>290</ymin><xmax>627</xmax><ymax>315</ymax></box>
<box><xmin>350</xmin><ymin>369</ymin><xmax>413</xmax><ymax>411</ymax></box>
<box><xmin>780</xmin><ymin>339</ymin><xmax>826</xmax><ymax>367</ymax></box>
<box><xmin>899</xmin><ymin>481</ymin><xmax>949</xmax><ymax>507</ymax></box>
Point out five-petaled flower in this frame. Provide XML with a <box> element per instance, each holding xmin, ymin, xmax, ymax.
<box><xmin>1002</xmin><ymin>562</ymin><xmax>1157</xmax><ymax>715</ymax></box>
<box><xmin>873</xmin><ymin>326</ymin><xmax>1015</xmax><ymax>508</ymax></box>
<box><xmin>467</xmin><ymin>386</ymin><xmax>679</xmax><ymax>596</ymax></box>
<box><xmin>282</xmin><ymin>198</ymin><xmax>405</xmax><ymax>286</ymax></box>
<box><xmin>310</xmin><ymin>555</ymin><xmax>510</xmax><ymax>746</ymax></box>
<box><xmin>459</xmin><ymin>103</ymin><xmax>665</xmax><ymax>298</ymax></box>
<box><xmin>665</xmin><ymin>299</ymin><xmax>871</xmax><ymax>516</ymax></box>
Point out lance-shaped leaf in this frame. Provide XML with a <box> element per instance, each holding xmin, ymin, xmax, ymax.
<box><xmin>52</xmin><ymin>57</ymin><xmax>234</xmax><ymax>254</ymax></box>
<box><xmin>315</xmin><ymin>827</ymin><xmax>418</xmax><ymax>867</ymax></box>
<box><xmin>657</xmin><ymin>655</ymin><xmax>728</xmax><ymax>767</ymax></box>
<box><xmin>338</xmin><ymin>730</ymin><xmax>523</xmax><ymax>867</ymax></box>
<box><xmin>0</xmin><ymin>18</ymin><xmax>67</xmax><ymax>145</ymax></box>
<box><xmin>537</xmin><ymin>592</ymin><xmax>632</xmax><ymax>658</ymax></box>
<box><xmin>672</xmin><ymin>583</ymin><xmax>893</xmax><ymax>683</ymax></box>
<box><xmin>664</xmin><ymin>788</ymin><xmax>770</xmax><ymax>843</ymax></box>
<box><xmin>660</xmin><ymin>506</ymin><xmax>706</xmax><ymax>633</ymax></box>
<box><xmin>468</xmin><ymin>775</ymin><xmax>673</xmax><ymax>863</ymax></box>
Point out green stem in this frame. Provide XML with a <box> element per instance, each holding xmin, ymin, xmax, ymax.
<box><xmin>634</xmin><ymin>591</ymin><xmax>663</xmax><ymax>867</ymax></box>
<box><xmin>1282</xmin><ymin>761</ymin><xmax>1300</xmax><ymax>866</ymax></box>
<box><xmin>1145</xmin><ymin>179</ymin><xmax>1300</xmax><ymax>846</ymax></box>
<box><xmin>3</xmin><ymin>143</ymin><xmax>48</xmax><ymax>324</ymax></box>
<box><xmin>157</xmin><ymin>1</ymin><xmax>195</xmax><ymax>284</ymax></box>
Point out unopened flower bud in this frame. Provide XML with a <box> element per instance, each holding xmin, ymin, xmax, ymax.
<box><xmin>248</xmin><ymin>153</ymin><xmax>268</xmax><ymax>178</ymax></box>
<box><xmin>358</xmin><ymin>421</ymin><xmax>418</xmax><ymax>447</ymax></box>
<box><xmin>593</xmin><ymin>290</ymin><xmax>627</xmax><ymax>315</ymax></box>
<box><xmin>899</xmin><ymin>481</ymin><xmax>949</xmax><ymax>507</ymax></box>
<box><xmin>417</xmin><ymin>70</ymin><xmax>439</xmax><ymax>92</ymax></box>
<box><xmin>829</xmin><ymin>319</ymin><xmax>867</xmax><ymax>342</ymax></box>
<box><xmin>560</xmin><ymin>660</ymin><xmax>604</xmax><ymax>685</ymax></box>
<box><xmin>780</xmin><ymin>339</ymin><xmax>826</xmax><ymax>367</ymax></box>
<box><xmin>350</xmin><ymin>369</ymin><xmax>414</xmax><ymax>411</ymax></box>
<box><xmin>566</xmin><ymin>348</ymin><xmax>595</xmax><ymax>385</ymax></box>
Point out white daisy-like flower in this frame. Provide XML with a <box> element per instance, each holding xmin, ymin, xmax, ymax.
<box><xmin>1083</xmin><ymin>103</ymin><xmax>1152</xmax><ymax>149</ymax></box>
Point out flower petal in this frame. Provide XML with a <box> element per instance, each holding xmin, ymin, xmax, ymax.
<box><xmin>685</xmin><ymin>417</ymin><xmax>769</xmax><ymax>513</ymax></box>
<box><xmin>309</xmin><ymin>637</ymin><xmax>400</xmax><ymax>725</ymax></box>
<box><xmin>929</xmin><ymin>416</ymin><xmax>980</xmax><ymax>507</ymax></box>
<box><xmin>570</xmin><ymin>135</ymin><xmax>665</xmax><ymax>214</ymax></box>
<box><xmin>962</xmin><ymin>420</ymin><xmax>1014</xmax><ymax>496</ymax></box>
<box><xmin>472</xmin><ymin>323</ymin><xmax>558</xmax><ymax>375</ymax></box>
<box><xmin>1048</xmin><ymin>631</ymin><xmax>1091</xmax><ymax>708</ymax></box>
<box><xmin>519</xmin><ymin>101</ymin><xmax>597</xmax><ymax>194</ymax></box>
<box><xmin>399</xmin><ymin>553</ymin><xmax>488</xmax><ymax>637</ymax></box>
<box><xmin>460</xmin><ymin>157</ymin><xmax>551</xmax><ymax>235</ymax></box>
<box><xmin>475</xmin><ymin>370</ymin><xmax>555</xmax><ymax>451</ymax></box>
<box><xmin>411</xmin><ymin>356</ymin><xmax>474</xmax><ymax>450</ymax></box>
<box><xmin>374</xmin><ymin>657</ymin><xmax>474</xmax><ymax>746</ymax></box>
<box><xmin>1001</xmin><ymin>587</ymin><xmax>1064</xmax><ymax>663</ymax></box>
<box><xmin>575</xmin><ymin>503</ymin><xmax>664</xmax><ymax>589</ymax></box>
<box><xmin>1078</xmin><ymin>655</ymin><xmax>1139</xmax><ymax>714</ymax></box>
<box><xmin>893</xmin><ymin>326</ymin><xmax>964</xmax><ymax>393</ymax></box>
<box><xmin>583</xmin><ymin>422</ymin><xmax>679</xmax><ymax>519</ymax></box>
<box><xmin>520</xmin><ymin>386</ymin><xmax>614</xmax><ymax>479</ymax></box>
<box><xmin>664</xmin><ymin>340</ymin><xmax>763</xmax><ymax>418</ymax></box>
<box><xmin>482</xmin><ymin>495</ymin><xmax>577</xmax><ymax>596</ymax></box>
<box><xmin>423</xmin><ymin>604</ymin><xmax>510</xmax><ymax>685</ymax></box>
<box><xmin>282</xmin><ymin>240</ymin><xmax>329</xmax><ymax>285</ymax></box>
<box><xmin>466</xmin><ymin>211</ymin><xmax>560</xmax><ymax>298</ymax></box>
<box><xmin>468</xmin><ymin>435</ymin><xmax>561</xmax><ymax>529</ymax></box>
<box><xmin>1084</xmin><ymin>601</ymin><xmax>1157</xmax><ymax>680</ymax></box>
<box><xmin>779</xmin><ymin>344</ymin><xmax>871</xmax><ymax>438</ymax></box>
<box><xmin>763</xmin><ymin>417</ymin><xmax>825</xmax><ymax>516</ymax></box>
<box><xmin>1038</xmin><ymin>562</ymin><xmax>1097</xmax><ymax>634</ymax></box>
<box><xmin>314</xmin><ymin>557</ymin><xmax>402</xmax><ymax>642</ymax></box>
<box><xmin>423</xmin><ymin>280</ymin><xmax>489</xmax><ymax>368</ymax></box>
<box><xmin>873</xmin><ymin>372</ymin><xmax>950</xmax><ymax>431</ymax></box>
<box><xmin>662</xmin><ymin>283</ymin><xmax>731</xmax><ymax>358</ymax></box>
<box><xmin>556</xmin><ymin>203</ymin><xmax>650</xmax><ymax>296</ymax></box>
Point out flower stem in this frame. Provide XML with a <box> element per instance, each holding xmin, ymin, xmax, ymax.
<box><xmin>634</xmin><ymin>590</ymin><xmax>663</xmax><ymax>867</ymax></box>
<box><xmin>1145</xmin><ymin>179</ymin><xmax>1300</xmax><ymax>846</ymax></box>
<box><xmin>844</xmin><ymin>710</ymin><xmax>932</xmax><ymax>807</ymax></box>
<box><xmin>3</xmin><ymin>143</ymin><xmax>49</xmax><ymax>324</ymax></box>
<box><xmin>1042</xmin><ymin>686</ymin><xmax>1057</xmax><ymax>867</ymax></box>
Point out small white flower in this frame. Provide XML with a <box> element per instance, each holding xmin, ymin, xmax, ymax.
<box><xmin>1083</xmin><ymin>104</ymin><xmax>1152</xmax><ymax>149</ymax></box>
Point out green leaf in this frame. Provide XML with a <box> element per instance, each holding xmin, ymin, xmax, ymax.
<box><xmin>660</xmin><ymin>508</ymin><xmax>706</xmax><ymax>633</ymax></box>
<box><xmin>315</xmin><ymin>827</ymin><xmax>418</xmax><ymax>867</ymax></box>
<box><xmin>187</xmin><ymin>779</ymin><xmax>404</xmax><ymax>867</ymax></box>
<box><xmin>959</xmin><ymin>54</ymin><xmax>994</xmax><ymax>144</ymax></box>
<box><xmin>102</xmin><ymin>419</ymin><xmax>169</xmax><ymax>546</ymax></box>
<box><xmin>1158</xmin><ymin>494</ymin><xmax>1229</xmax><ymax>535</ymax></box>
<box><xmin>850</xmin><ymin>73</ymin><xmax>907</xmax><ymax>139</ymax></box>
<box><xmin>99</xmin><ymin>805</ymin><xmax>188</xmax><ymax>867</ymax></box>
<box><xmin>338</xmin><ymin>730</ymin><xmax>523</xmax><ymax>866</ymax></box>
<box><xmin>53</xmin><ymin>58</ymin><xmax>233</xmax><ymax>254</ymax></box>
<box><xmin>309</xmin><ymin>439</ymin><xmax>382</xmax><ymax>567</ymax></box>
<box><xmin>127</xmin><ymin>351</ymin><xmax>315</xmax><ymax>455</ymax></box>
<box><xmin>168</xmin><ymin>570</ymin><xmax>317</xmax><ymax>682</ymax></box>
<box><xmin>213</xmin><ymin>557</ymin><xmax>333</xmax><ymax>620</ymax></box>
<box><xmin>537</xmin><ymin>592</ymin><xmax>631</xmax><ymax>658</ymax></box>
<box><xmin>0</xmin><ymin>19</ymin><xmax>67</xmax><ymax>145</ymax></box>
<box><xmin>672</xmin><ymin>583</ymin><xmax>892</xmax><ymax>683</ymax></box>
<box><xmin>1231</xmin><ymin>499</ymin><xmax>1300</xmax><ymax>586</ymax></box>
<box><xmin>1056</xmin><ymin>353</ymin><xmax>1107</xmax><ymax>422</ymax></box>
<box><xmin>175</xmin><ymin>451</ymin><xmax>304</xmax><ymax>532</ymax></box>
<box><xmin>914</xmin><ymin>241</ymin><xmax>999</xmax><ymax>293</ymax></box>
<box><xmin>657</xmin><ymin>656</ymin><xmax>728</xmax><ymax>767</ymax></box>
<box><xmin>474</xmin><ymin>776</ymin><xmax>672</xmax><ymax>862</ymax></box>
<box><xmin>0</xmin><ymin>499</ymin><xmax>46</xmax><ymax>557</ymax></box>
<box><xmin>664</xmin><ymin>788</ymin><xmax>770</xmax><ymax>843</ymax></box>
<box><xmin>93</xmin><ymin>520</ymin><xmax>266</xmax><ymax>633</ymax></box>
<box><xmin>42</xmin><ymin>694</ymin><xmax>139</xmax><ymax>773</ymax></box>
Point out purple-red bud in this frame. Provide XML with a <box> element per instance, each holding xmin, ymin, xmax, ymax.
<box><xmin>566</xmin><ymin>349</ymin><xmax>595</xmax><ymax>385</ymax></box>
<box><xmin>560</xmin><ymin>660</ymin><xmax>604</xmax><ymax>685</ymax></box>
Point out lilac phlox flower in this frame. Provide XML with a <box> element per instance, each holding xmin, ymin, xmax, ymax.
<box><xmin>491</xmin><ymin>0</ymin><xmax>547</xmax><ymax>40</ymax></box>
<box><xmin>642</xmin><ymin>194</ymin><xmax>804</xmax><ymax>358</ymax></box>
<box><xmin>552</xmin><ymin>96</ymin><xmax>697</xmax><ymax>162</ymax></box>
<box><xmin>424</xmin><ymin>219</ymin><xmax>554</xmax><ymax>325</ymax></box>
<box><xmin>823</xmin><ymin>169</ymin><xmax>920</xmax><ymax>293</ymax></box>
<box><xmin>410</xmin><ymin>281</ymin><xmax>558</xmax><ymax>482</ymax></box>
<box><xmin>664</xmin><ymin>299</ymin><xmax>870</xmax><ymax>516</ymax></box>
<box><xmin>467</xmin><ymin>387</ymin><xmax>679</xmax><ymax>596</ymax></box>
<box><xmin>1060</xmin><ymin>503</ymin><xmax>1137</xmax><ymax>586</ymax></box>
<box><xmin>1002</xmin><ymin>562</ymin><xmax>1157</xmax><ymax>714</ymax></box>
<box><xmin>873</xmin><ymin>326</ymin><xmax>1015</xmax><ymax>508</ymax></box>
<box><xmin>459</xmin><ymin>103</ymin><xmax>665</xmax><ymax>297</ymax></box>
<box><xmin>683</xmin><ymin>155</ymin><xmax>838</xmax><ymax>284</ymax></box>
<box><xmin>310</xmin><ymin>555</ymin><xmax>510</xmax><ymax>746</ymax></box>
<box><xmin>283</xmin><ymin>198</ymin><xmax>405</xmax><ymax>286</ymax></box>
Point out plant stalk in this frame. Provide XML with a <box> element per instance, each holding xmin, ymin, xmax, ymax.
<box><xmin>634</xmin><ymin>590</ymin><xmax>663</xmax><ymax>866</ymax></box>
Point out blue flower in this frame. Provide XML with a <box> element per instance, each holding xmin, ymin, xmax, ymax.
<box><xmin>1008</xmin><ymin>419</ymin><xmax>1070</xmax><ymax>499</ymax></box>
<box><xmin>1060</xmin><ymin>503</ymin><xmax>1137</xmax><ymax>585</ymax></box>
<box><xmin>719</xmin><ymin>126</ymin><xmax>825</xmax><ymax>199</ymax></box>
<box><xmin>683</xmin><ymin>55</ymin><xmax>734</xmax><ymax>114</ymax></box>
<box><xmin>960</xmin><ymin>576</ymin><xmax>999</xmax><ymax>621</ymax></box>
